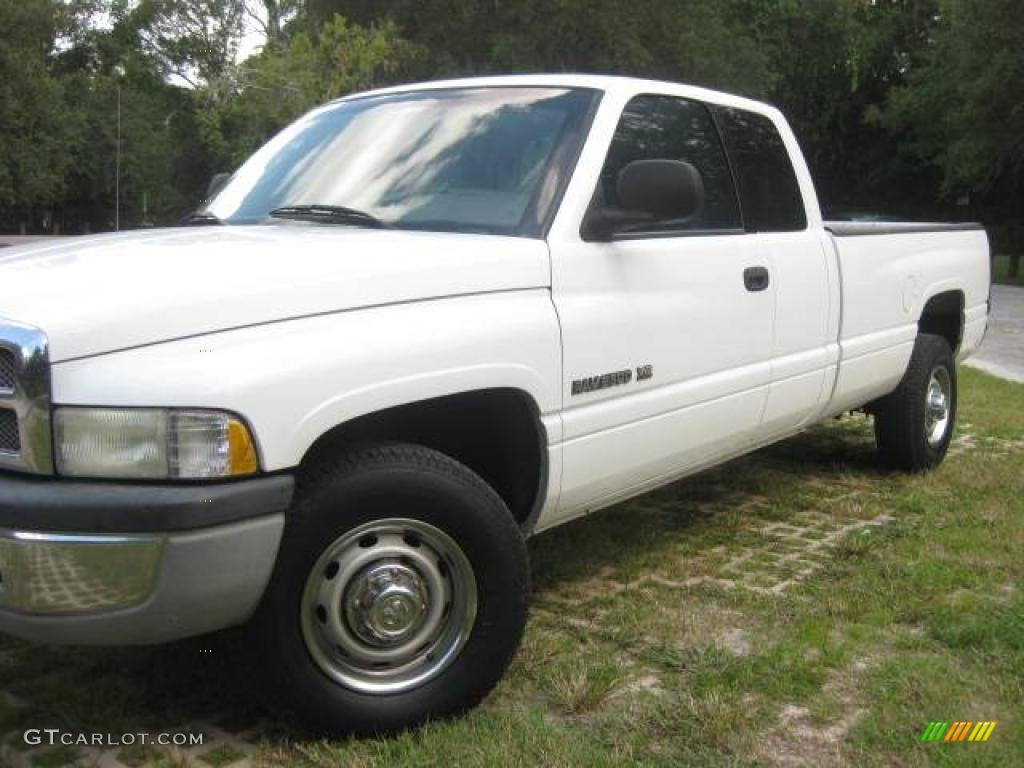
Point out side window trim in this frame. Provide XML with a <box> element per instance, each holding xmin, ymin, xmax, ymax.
<box><xmin>707</xmin><ymin>105</ymin><xmax>747</xmax><ymax>233</ymax></box>
<box><xmin>610</xmin><ymin>227</ymin><xmax>747</xmax><ymax>242</ymax></box>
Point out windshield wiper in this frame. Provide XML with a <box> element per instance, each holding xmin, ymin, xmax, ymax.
<box><xmin>178</xmin><ymin>211</ymin><xmax>223</xmax><ymax>226</ymax></box>
<box><xmin>268</xmin><ymin>204</ymin><xmax>390</xmax><ymax>229</ymax></box>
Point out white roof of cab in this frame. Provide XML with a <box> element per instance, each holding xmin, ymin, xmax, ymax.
<box><xmin>335</xmin><ymin>73</ymin><xmax>780</xmax><ymax>120</ymax></box>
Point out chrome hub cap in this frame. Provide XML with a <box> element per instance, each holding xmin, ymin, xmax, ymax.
<box><xmin>345</xmin><ymin>561</ymin><xmax>428</xmax><ymax>646</ymax></box>
<box><xmin>925</xmin><ymin>366</ymin><xmax>952</xmax><ymax>447</ymax></box>
<box><xmin>301</xmin><ymin>518</ymin><xmax>477</xmax><ymax>694</ymax></box>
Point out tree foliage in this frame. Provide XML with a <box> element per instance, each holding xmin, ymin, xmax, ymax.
<box><xmin>0</xmin><ymin>0</ymin><xmax>1019</xmax><ymax>237</ymax></box>
<box><xmin>0</xmin><ymin>0</ymin><xmax>72</xmax><ymax>212</ymax></box>
<box><xmin>311</xmin><ymin>0</ymin><xmax>775</xmax><ymax>95</ymax></box>
<box><xmin>885</xmin><ymin>0</ymin><xmax>1024</xmax><ymax>199</ymax></box>
<box><xmin>209</xmin><ymin>14</ymin><xmax>413</xmax><ymax>166</ymax></box>
<box><xmin>140</xmin><ymin>0</ymin><xmax>246</xmax><ymax>89</ymax></box>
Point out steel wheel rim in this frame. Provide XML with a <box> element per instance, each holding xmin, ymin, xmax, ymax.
<box><xmin>300</xmin><ymin>518</ymin><xmax>478</xmax><ymax>694</ymax></box>
<box><xmin>925</xmin><ymin>366</ymin><xmax>952</xmax><ymax>447</ymax></box>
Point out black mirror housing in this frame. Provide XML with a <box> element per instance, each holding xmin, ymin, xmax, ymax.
<box><xmin>618</xmin><ymin>159</ymin><xmax>705</xmax><ymax>222</ymax></box>
<box><xmin>583</xmin><ymin>207</ymin><xmax>653</xmax><ymax>241</ymax></box>
<box><xmin>583</xmin><ymin>159</ymin><xmax>706</xmax><ymax>241</ymax></box>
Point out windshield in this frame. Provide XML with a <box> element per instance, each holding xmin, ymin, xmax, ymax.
<box><xmin>205</xmin><ymin>86</ymin><xmax>598</xmax><ymax>237</ymax></box>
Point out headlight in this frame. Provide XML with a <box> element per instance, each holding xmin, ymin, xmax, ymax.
<box><xmin>54</xmin><ymin>408</ymin><xmax>259</xmax><ymax>479</ymax></box>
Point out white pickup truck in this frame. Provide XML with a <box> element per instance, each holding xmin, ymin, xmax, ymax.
<box><xmin>0</xmin><ymin>75</ymin><xmax>990</xmax><ymax>734</ymax></box>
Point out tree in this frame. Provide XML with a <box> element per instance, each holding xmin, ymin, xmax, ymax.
<box><xmin>206</xmin><ymin>13</ymin><xmax>413</xmax><ymax>167</ymax></box>
<box><xmin>309</xmin><ymin>0</ymin><xmax>774</xmax><ymax>96</ymax></box>
<box><xmin>1</xmin><ymin>0</ymin><xmax>1019</xmax><ymax>237</ymax></box>
<box><xmin>245</xmin><ymin>0</ymin><xmax>303</xmax><ymax>48</ymax></box>
<box><xmin>140</xmin><ymin>0</ymin><xmax>246</xmax><ymax>89</ymax></box>
<box><xmin>729</xmin><ymin>0</ymin><xmax>944</xmax><ymax>218</ymax></box>
<box><xmin>884</xmin><ymin>0</ymin><xmax>1024</xmax><ymax>269</ymax></box>
<box><xmin>885</xmin><ymin>0</ymin><xmax>1024</xmax><ymax>196</ymax></box>
<box><xmin>0</xmin><ymin>0</ymin><xmax>75</xmax><ymax>230</ymax></box>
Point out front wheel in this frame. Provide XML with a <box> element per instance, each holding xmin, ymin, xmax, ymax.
<box><xmin>240</xmin><ymin>443</ymin><xmax>529</xmax><ymax>736</ymax></box>
<box><xmin>873</xmin><ymin>333</ymin><xmax>957</xmax><ymax>472</ymax></box>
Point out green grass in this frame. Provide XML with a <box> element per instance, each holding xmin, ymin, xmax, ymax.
<box><xmin>992</xmin><ymin>253</ymin><xmax>1024</xmax><ymax>285</ymax></box>
<box><xmin>0</xmin><ymin>367</ymin><xmax>1021</xmax><ymax>767</ymax></box>
<box><xmin>199</xmin><ymin>744</ymin><xmax>247</xmax><ymax>767</ymax></box>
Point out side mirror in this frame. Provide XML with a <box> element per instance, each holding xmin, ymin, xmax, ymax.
<box><xmin>584</xmin><ymin>159</ymin><xmax>705</xmax><ymax>241</ymax></box>
<box><xmin>619</xmin><ymin>159</ymin><xmax>704</xmax><ymax>220</ymax></box>
<box><xmin>205</xmin><ymin>172</ymin><xmax>232</xmax><ymax>200</ymax></box>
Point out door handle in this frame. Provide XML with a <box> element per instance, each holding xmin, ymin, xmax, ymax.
<box><xmin>743</xmin><ymin>266</ymin><xmax>770</xmax><ymax>292</ymax></box>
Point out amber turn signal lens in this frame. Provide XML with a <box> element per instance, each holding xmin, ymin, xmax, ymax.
<box><xmin>228</xmin><ymin>418</ymin><xmax>259</xmax><ymax>476</ymax></box>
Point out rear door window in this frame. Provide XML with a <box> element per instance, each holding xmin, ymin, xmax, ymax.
<box><xmin>712</xmin><ymin>107</ymin><xmax>807</xmax><ymax>232</ymax></box>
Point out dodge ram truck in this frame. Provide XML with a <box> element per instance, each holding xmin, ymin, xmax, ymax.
<box><xmin>0</xmin><ymin>75</ymin><xmax>990</xmax><ymax>734</ymax></box>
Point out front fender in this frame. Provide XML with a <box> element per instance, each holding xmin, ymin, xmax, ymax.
<box><xmin>51</xmin><ymin>290</ymin><xmax>562</xmax><ymax>471</ymax></box>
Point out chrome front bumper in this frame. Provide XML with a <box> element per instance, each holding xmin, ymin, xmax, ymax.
<box><xmin>0</xmin><ymin>530</ymin><xmax>163</xmax><ymax>614</ymax></box>
<box><xmin>0</xmin><ymin>471</ymin><xmax>294</xmax><ymax>645</ymax></box>
<box><xmin>0</xmin><ymin>516</ymin><xmax>284</xmax><ymax>645</ymax></box>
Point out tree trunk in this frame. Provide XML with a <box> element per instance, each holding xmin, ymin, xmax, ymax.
<box><xmin>264</xmin><ymin>0</ymin><xmax>281</xmax><ymax>42</ymax></box>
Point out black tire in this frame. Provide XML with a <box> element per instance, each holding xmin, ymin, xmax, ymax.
<box><xmin>873</xmin><ymin>333</ymin><xmax>957</xmax><ymax>472</ymax></box>
<box><xmin>239</xmin><ymin>443</ymin><xmax>529</xmax><ymax>736</ymax></box>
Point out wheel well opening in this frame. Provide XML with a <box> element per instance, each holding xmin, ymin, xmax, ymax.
<box><xmin>918</xmin><ymin>290</ymin><xmax>964</xmax><ymax>353</ymax></box>
<box><xmin>301</xmin><ymin>389</ymin><xmax>547</xmax><ymax>530</ymax></box>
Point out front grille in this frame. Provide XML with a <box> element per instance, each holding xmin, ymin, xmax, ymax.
<box><xmin>0</xmin><ymin>348</ymin><xmax>14</xmax><ymax>391</ymax></box>
<box><xmin>0</xmin><ymin>320</ymin><xmax>50</xmax><ymax>472</ymax></box>
<box><xmin>0</xmin><ymin>408</ymin><xmax>18</xmax><ymax>453</ymax></box>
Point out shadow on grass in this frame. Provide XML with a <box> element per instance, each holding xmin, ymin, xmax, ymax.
<box><xmin>528</xmin><ymin>416</ymin><xmax>884</xmax><ymax>592</ymax></box>
<box><xmin>2</xmin><ymin>419</ymin><xmax>884</xmax><ymax>744</ymax></box>
<box><xmin>0</xmin><ymin>634</ymin><xmax>269</xmax><ymax>740</ymax></box>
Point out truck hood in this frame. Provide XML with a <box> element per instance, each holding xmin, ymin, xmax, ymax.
<box><xmin>0</xmin><ymin>226</ymin><xmax>550</xmax><ymax>362</ymax></box>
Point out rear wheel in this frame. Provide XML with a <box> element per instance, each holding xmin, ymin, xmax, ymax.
<box><xmin>241</xmin><ymin>443</ymin><xmax>529</xmax><ymax>735</ymax></box>
<box><xmin>873</xmin><ymin>333</ymin><xmax>957</xmax><ymax>472</ymax></box>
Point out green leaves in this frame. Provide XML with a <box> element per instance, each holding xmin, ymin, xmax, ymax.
<box><xmin>206</xmin><ymin>13</ymin><xmax>413</xmax><ymax>167</ymax></box>
<box><xmin>309</xmin><ymin>0</ymin><xmax>775</xmax><ymax>95</ymax></box>
<box><xmin>0</xmin><ymin>0</ymin><xmax>1020</xmax><ymax>234</ymax></box>
<box><xmin>0</xmin><ymin>0</ymin><xmax>71</xmax><ymax>211</ymax></box>
<box><xmin>140</xmin><ymin>0</ymin><xmax>247</xmax><ymax>88</ymax></box>
<box><xmin>885</xmin><ymin>0</ymin><xmax>1024</xmax><ymax>198</ymax></box>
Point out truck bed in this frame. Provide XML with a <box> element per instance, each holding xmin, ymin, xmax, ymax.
<box><xmin>822</xmin><ymin>221</ymin><xmax>990</xmax><ymax>416</ymax></box>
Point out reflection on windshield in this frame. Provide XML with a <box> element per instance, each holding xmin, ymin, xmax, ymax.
<box><xmin>207</xmin><ymin>87</ymin><xmax>596</xmax><ymax>237</ymax></box>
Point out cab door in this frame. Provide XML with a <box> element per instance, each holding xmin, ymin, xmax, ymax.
<box><xmin>546</xmin><ymin>94</ymin><xmax>776</xmax><ymax>525</ymax></box>
<box><xmin>710</xmin><ymin>105</ymin><xmax>836</xmax><ymax>437</ymax></box>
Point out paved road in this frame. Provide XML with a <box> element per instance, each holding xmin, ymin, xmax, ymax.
<box><xmin>0</xmin><ymin>235</ymin><xmax>71</xmax><ymax>248</ymax></box>
<box><xmin>965</xmin><ymin>284</ymin><xmax>1024</xmax><ymax>383</ymax></box>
